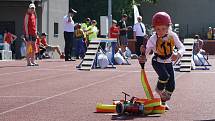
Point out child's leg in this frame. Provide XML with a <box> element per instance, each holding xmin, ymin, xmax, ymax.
<box><xmin>76</xmin><ymin>39</ymin><xmax>80</xmax><ymax>58</ymax></box>
<box><xmin>80</xmin><ymin>39</ymin><xmax>85</xmax><ymax>58</ymax></box>
<box><xmin>152</xmin><ymin>60</ymin><xmax>170</xmax><ymax>91</ymax></box>
<box><xmin>53</xmin><ymin>46</ymin><xmax>62</xmax><ymax>56</ymax></box>
<box><xmin>164</xmin><ymin>63</ymin><xmax>175</xmax><ymax>101</ymax></box>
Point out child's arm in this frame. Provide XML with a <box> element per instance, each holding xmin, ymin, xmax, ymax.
<box><xmin>139</xmin><ymin>37</ymin><xmax>153</xmax><ymax>69</ymax></box>
<box><xmin>172</xmin><ymin>33</ymin><xmax>185</xmax><ymax>61</ymax></box>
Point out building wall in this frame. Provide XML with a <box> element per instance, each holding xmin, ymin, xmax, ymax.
<box><xmin>140</xmin><ymin>0</ymin><xmax>215</xmax><ymax>38</ymax></box>
<box><xmin>47</xmin><ymin>0</ymin><xmax>69</xmax><ymax>55</ymax></box>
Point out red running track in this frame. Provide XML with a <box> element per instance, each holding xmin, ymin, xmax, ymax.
<box><xmin>0</xmin><ymin>58</ymin><xmax>214</xmax><ymax>121</ymax></box>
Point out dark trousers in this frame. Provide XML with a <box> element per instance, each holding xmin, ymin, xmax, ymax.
<box><xmin>135</xmin><ymin>36</ymin><xmax>147</xmax><ymax>56</ymax></box>
<box><xmin>64</xmin><ymin>31</ymin><xmax>74</xmax><ymax>60</ymax></box>
<box><xmin>75</xmin><ymin>38</ymin><xmax>85</xmax><ymax>58</ymax></box>
<box><xmin>39</xmin><ymin>46</ymin><xmax>46</xmax><ymax>59</ymax></box>
<box><xmin>152</xmin><ymin>58</ymin><xmax>175</xmax><ymax>93</ymax></box>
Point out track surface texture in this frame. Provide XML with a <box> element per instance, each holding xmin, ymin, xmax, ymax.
<box><xmin>0</xmin><ymin>57</ymin><xmax>215</xmax><ymax>121</ymax></box>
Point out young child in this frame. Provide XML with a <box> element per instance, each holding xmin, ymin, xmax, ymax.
<box><xmin>139</xmin><ymin>12</ymin><xmax>185</xmax><ymax>108</ymax></box>
<box><xmin>74</xmin><ymin>24</ymin><xmax>85</xmax><ymax>59</ymax></box>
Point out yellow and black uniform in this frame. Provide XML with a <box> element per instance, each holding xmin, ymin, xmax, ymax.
<box><xmin>145</xmin><ymin>31</ymin><xmax>185</xmax><ymax>101</ymax></box>
<box><xmin>155</xmin><ymin>34</ymin><xmax>175</xmax><ymax>60</ymax></box>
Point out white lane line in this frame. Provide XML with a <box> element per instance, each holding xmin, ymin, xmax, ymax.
<box><xmin>0</xmin><ymin>71</ymin><xmax>76</xmax><ymax>89</ymax></box>
<box><xmin>0</xmin><ymin>96</ymin><xmax>46</xmax><ymax>98</ymax></box>
<box><xmin>0</xmin><ymin>64</ymin><xmax>72</xmax><ymax>76</ymax></box>
<box><xmin>0</xmin><ymin>72</ymin><xmax>128</xmax><ymax>115</ymax></box>
<box><xmin>37</xmin><ymin>68</ymin><xmax>156</xmax><ymax>73</ymax></box>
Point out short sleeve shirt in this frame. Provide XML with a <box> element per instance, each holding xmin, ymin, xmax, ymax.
<box><xmin>118</xmin><ymin>20</ymin><xmax>127</xmax><ymax>36</ymax></box>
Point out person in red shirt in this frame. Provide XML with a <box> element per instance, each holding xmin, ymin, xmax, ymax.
<box><xmin>109</xmin><ymin>20</ymin><xmax>119</xmax><ymax>38</ymax></box>
<box><xmin>24</xmin><ymin>3</ymin><xmax>38</xmax><ymax>66</ymax></box>
<box><xmin>3</xmin><ymin>29</ymin><xmax>17</xmax><ymax>44</ymax></box>
<box><xmin>36</xmin><ymin>33</ymin><xmax>64</xmax><ymax>59</ymax></box>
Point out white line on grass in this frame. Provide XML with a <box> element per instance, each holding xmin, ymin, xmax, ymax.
<box><xmin>0</xmin><ymin>72</ymin><xmax>128</xmax><ymax>115</ymax></box>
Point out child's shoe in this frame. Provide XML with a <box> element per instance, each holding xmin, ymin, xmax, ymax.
<box><xmin>162</xmin><ymin>102</ymin><xmax>170</xmax><ymax>110</ymax></box>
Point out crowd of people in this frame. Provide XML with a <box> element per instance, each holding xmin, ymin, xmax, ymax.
<box><xmin>1</xmin><ymin>2</ymin><xmax>150</xmax><ymax>66</ymax></box>
<box><xmin>207</xmin><ymin>27</ymin><xmax>215</xmax><ymax>40</ymax></box>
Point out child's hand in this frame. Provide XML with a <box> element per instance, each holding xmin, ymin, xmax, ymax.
<box><xmin>140</xmin><ymin>45</ymin><xmax>145</xmax><ymax>54</ymax></box>
<box><xmin>171</xmin><ymin>52</ymin><xmax>181</xmax><ymax>61</ymax></box>
<box><xmin>138</xmin><ymin>55</ymin><xmax>147</xmax><ymax>69</ymax></box>
<box><xmin>138</xmin><ymin>55</ymin><xmax>147</xmax><ymax>64</ymax></box>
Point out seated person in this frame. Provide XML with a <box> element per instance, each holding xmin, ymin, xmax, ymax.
<box><xmin>36</xmin><ymin>33</ymin><xmax>64</xmax><ymax>59</ymax></box>
<box><xmin>193</xmin><ymin>35</ymin><xmax>207</xmax><ymax>66</ymax></box>
<box><xmin>193</xmin><ymin>35</ymin><xmax>205</xmax><ymax>55</ymax></box>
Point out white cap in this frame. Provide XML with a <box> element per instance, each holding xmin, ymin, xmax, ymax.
<box><xmin>29</xmin><ymin>3</ymin><xmax>36</xmax><ymax>9</ymax></box>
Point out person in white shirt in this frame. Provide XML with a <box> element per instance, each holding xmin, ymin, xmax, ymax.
<box><xmin>133</xmin><ymin>16</ymin><xmax>147</xmax><ymax>56</ymax></box>
<box><xmin>139</xmin><ymin>12</ymin><xmax>185</xmax><ymax>109</ymax></box>
<box><xmin>63</xmin><ymin>8</ymin><xmax>77</xmax><ymax>61</ymax></box>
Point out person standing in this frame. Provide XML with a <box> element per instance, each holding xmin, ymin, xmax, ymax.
<box><xmin>3</xmin><ymin>29</ymin><xmax>17</xmax><ymax>45</ymax></box>
<box><xmin>63</xmin><ymin>8</ymin><xmax>77</xmax><ymax>61</ymax></box>
<box><xmin>3</xmin><ymin>29</ymin><xmax>17</xmax><ymax>55</ymax></box>
<box><xmin>109</xmin><ymin>20</ymin><xmax>119</xmax><ymax>38</ymax></box>
<box><xmin>118</xmin><ymin>14</ymin><xmax>128</xmax><ymax>53</ymax></box>
<box><xmin>24</xmin><ymin>3</ymin><xmax>38</xmax><ymax>66</ymax></box>
<box><xmin>81</xmin><ymin>18</ymin><xmax>91</xmax><ymax>51</ymax></box>
<box><xmin>133</xmin><ymin>16</ymin><xmax>147</xmax><ymax>56</ymax></box>
<box><xmin>86</xmin><ymin>20</ymin><xmax>99</xmax><ymax>43</ymax></box>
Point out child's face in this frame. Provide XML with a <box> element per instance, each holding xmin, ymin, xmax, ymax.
<box><xmin>154</xmin><ymin>25</ymin><xmax>169</xmax><ymax>37</ymax></box>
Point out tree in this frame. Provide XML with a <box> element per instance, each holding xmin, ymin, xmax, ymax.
<box><xmin>70</xmin><ymin>0</ymin><xmax>158</xmax><ymax>24</ymax></box>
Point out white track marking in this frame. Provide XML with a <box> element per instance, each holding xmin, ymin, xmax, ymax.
<box><xmin>0</xmin><ymin>96</ymin><xmax>46</xmax><ymax>98</ymax></box>
<box><xmin>0</xmin><ymin>72</ymin><xmax>128</xmax><ymax>115</ymax></box>
<box><xmin>0</xmin><ymin>71</ymin><xmax>76</xmax><ymax>89</ymax></box>
<box><xmin>0</xmin><ymin>64</ymin><xmax>72</xmax><ymax>76</ymax></box>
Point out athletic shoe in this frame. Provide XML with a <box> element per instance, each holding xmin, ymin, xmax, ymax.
<box><xmin>162</xmin><ymin>102</ymin><xmax>170</xmax><ymax>110</ymax></box>
<box><xmin>32</xmin><ymin>63</ymin><xmax>39</xmax><ymax>66</ymax></box>
<box><xmin>155</xmin><ymin>88</ymin><xmax>165</xmax><ymax>100</ymax></box>
<box><xmin>27</xmin><ymin>63</ymin><xmax>34</xmax><ymax>66</ymax></box>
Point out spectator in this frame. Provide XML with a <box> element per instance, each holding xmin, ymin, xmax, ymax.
<box><xmin>194</xmin><ymin>35</ymin><xmax>205</xmax><ymax>55</ymax></box>
<box><xmin>63</xmin><ymin>8</ymin><xmax>77</xmax><ymax>61</ymax></box>
<box><xmin>3</xmin><ymin>29</ymin><xmax>17</xmax><ymax>45</ymax></box>
<box><xmin>20</xmin><ymin>35</ymin><xmax>27</xmax><ymax>58</ymax></box>
<box><xmin>36</xmin><ymin>33</ymin><xmax>65</xmax><ymax>59</ymax></box>
<box><xmin>81</xmin><ymin>18</ymin><xmax>91</xmax><ymax>34</ymax></box>
<box><xmin>213</xmin><ymin>28</ymin><xmax>215</xmax><ymax>40</ymax></box>
<box><xmin>133</xmin><ymin>16</ymin><xmax>147</xmax><ymax>56</ymax></box>
<box><xmin>24</xmin><ymin>3</ymin><xmax>38</xmax><ymax>66</ymax></box>
<box><xmin>3</xmin><ymin>29</ymin><xmax>17</xmax><ymax>56</ymax></box>
<box><xmin>109</xmin><ymin>20</ymin><xmax>119</xmax><ymax>38</ymax></box>
<box><xmin>81</xmin><ymin>18</ymin><xmax>91</xmax><ymax>51</ymax></box>
<box><xmin>207</xmin><ymin>27</ymin><xmax>213</xmax><ymax>40</ymax></box>
<box><xmin>74</xmin><ymin>24</ymin><xmax>85</xmax><ymax>59</ymax></box>
<box><xmin>87</xmin><ymin>20</ymin><xmax>99</xmax><ymax>43</ymax></box>
<box><xmin>118</xmin><ymin>14</ymin><xmax>128</xmax><ymax>53</ymax></box>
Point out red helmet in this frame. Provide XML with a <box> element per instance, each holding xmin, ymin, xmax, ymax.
<box><xmin>152</xmin><ymin>12</ymin><xmax>172</xmax><ymax>27</ymax></box>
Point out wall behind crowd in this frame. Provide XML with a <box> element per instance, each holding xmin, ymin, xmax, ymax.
<box><xmin>140</xmin><ymin>0</ymin><xmax>215</xmax><ymax>39</ymax></box>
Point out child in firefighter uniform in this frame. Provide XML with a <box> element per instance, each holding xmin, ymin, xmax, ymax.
<box><xmin>139</xmin><ymin>12</ymin><xmax>185</xmax><ymax>109</ymax></box>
